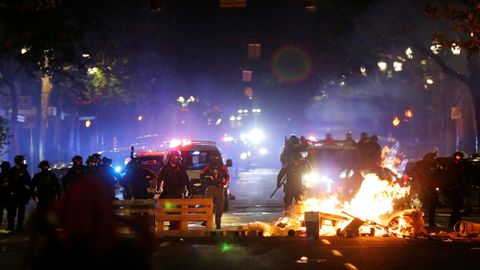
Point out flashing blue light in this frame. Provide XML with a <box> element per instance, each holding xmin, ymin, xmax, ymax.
<box><xmin>114</xmin><ymin>166</ymin><xmax>122</xmax><ymax>173</ymax></box>
<box><xmin>192</xmin><ymin>151</ymin><xmax>200</xmax><ymax>155</ymax></box>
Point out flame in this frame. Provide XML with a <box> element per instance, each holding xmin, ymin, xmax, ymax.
<box><xmin>343</xmin><ymin>174</ymin><xmax>410</xmax><ymax>222</ymax></box>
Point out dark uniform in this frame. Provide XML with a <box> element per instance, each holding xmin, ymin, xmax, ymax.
<box><xmin>277</xmin><ymin>153</ymin><xmax>311</xmax><ymax>212</ymax></box>
<box><xmin>157</xmin><ymin>157</ymin><xmax>190</xmax><ymax>199</ymax></box>
<box><xmin>122</xmin><ymin>159</ymin><xmax>152</xmax><ymax>199</ymax></box>
<box><xmin>9</xmin><ymin>155</ymin><xmax>32</xmax><ymax>230</ymax></box>
<box><xmin>201</xmin><ymin>154</ymin><xmax>230</xmax><ymax>229</ymax></box>
<box><xmin>157</xmin><ymin>151</ymin><xmax>190</xmax><ymax>230</ymax></box>
<box><xmin>444</xmin><ymin>152</ymin><xmax>467</xmax><ymax>228</ymax></box>
<box><xmin>31</xmin><ymin>161</ymin><xmax>62</xmax><ymax>210</ymax></box>
<box><xmin>62</xmin><ymin>156</ymin><xmax>86</xmax><ymax>192</ymax></box>
<box><xmin>411</xmin><ymin>152</ymin><xmax>438</xmax><ymax>227</ymax></box>
<box><xmin>0</xmin><ymin>161</ymin><xmax>12</xmax><ymax>230</ymax></box>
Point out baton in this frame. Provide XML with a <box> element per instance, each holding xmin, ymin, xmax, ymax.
<box><xmin>269</xmin><ymin>174</ymin><xmax>286</xmax><ymax>199</ymax></box>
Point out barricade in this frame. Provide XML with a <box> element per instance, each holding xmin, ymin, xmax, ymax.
<box><xmin>113</xmin><ymin>199</ymin><xmax>157</xmax><ymax>234</ymax></box>
<box><xmin>156</xmin><ymin>198</ymin><xmax>213</xmax><ymax>237</ymax></box>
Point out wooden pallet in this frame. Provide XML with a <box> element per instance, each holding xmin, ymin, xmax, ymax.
<box><xmin>156</xmin><ymin>198</ymin><xmax>213</xmax><ymax>237</ymax></box>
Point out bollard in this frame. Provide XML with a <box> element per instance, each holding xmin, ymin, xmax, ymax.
<box><xmin>305</xmin><ymin>211</ymin><xmax>321</xmax><ymax>240</ymax></box>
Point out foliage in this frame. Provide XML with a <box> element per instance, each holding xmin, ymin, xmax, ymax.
<box><xmin>425</xmin><ymin>1</ymin><xmax>480</xmax><ymax>53</ymax></box>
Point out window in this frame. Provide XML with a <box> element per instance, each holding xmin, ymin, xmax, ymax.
<box><xmin>248</xmin><ymin>43</ymin><xmax>261</xmax><ymax>59</ymax></box>
<box><xmin>242</xmin><ymin>70</ymin><xmax>252</xmax><ymax>82</ymax></box>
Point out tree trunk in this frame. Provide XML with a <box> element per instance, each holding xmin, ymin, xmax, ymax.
<box><xmin>5</xmin><ymin>78</ymin><xmax>20</xmax><ymax>158</ymax></box>
<box><xmin>38</xmin><ymin>75</ymin><xmax>52</xmax><ymax>161</ymax></box>
<box><xmin>467</xmin><ymin>53</ymin><xmax>480</xmax><ymax>153</ymax></box>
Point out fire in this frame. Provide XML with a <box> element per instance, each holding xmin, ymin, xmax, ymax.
<box><xmin>250</xmin><ymin>172</ymin><xmax>417</xmax><ymax>237</ymax></box>
<box><xmin>342</xmin><ymin>174</ymin><xmax>410</xmax><ymax>222</ymax></box>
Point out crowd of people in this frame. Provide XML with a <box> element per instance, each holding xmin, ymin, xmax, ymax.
<box><xmin>0</xmin><ymin>148</ymin><xmax>231</xmax><ymax>234</ymax></box>
<box><xmin>409</xmin><ymin>150</ymin><xmax>480</xmax><ymax>229</ymax></box>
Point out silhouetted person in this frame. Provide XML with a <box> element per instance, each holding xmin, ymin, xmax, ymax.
<box><xmin>31</xmin><ymin>160</ymin><xmax>61</xmax><ymax>211</ymax></box>
<box><xmin>280</xmin><ymin>135</ymin><xmax>305</xmax><ymax>166</ymax></box>
<box><xmin>411</xmin><ymin>152</ymin><xmax>438</xmax><ymax>227</ymax></box>
<box><xmin>157</xmin><ymin>150</ymin><xmax>190</xmax><ymax>230</ymax></box>
<box><xmin>445</xmin><ymin>152</ymin><xmax>467</xmax><ymax>228</ymax></box>
<box><xmin>122</xmin><ymin>158</ymin><xmax>152</xmax><ymax>199</ymax></box>
<box><xmin>62</xmin><ymin>156</ymin><xmax>85</xmax><ymax>192</ymax></box>
<box><xmin>277</xmin><ymin>153</ymin><xmax>311</xmax><ymax>213</ymax></box>
<box><xmin>344</xmin><ymin>131</ymin><xmax>357</xmax><ymax>146</ymax></box>
<box><xmin>8</xmin><ymin>155</ymin><xmax>32</xmax><ymax>231</ymax></box>
<box><xmin>356</xmin><ymin>132</ymin><xmax>370</xmax><ymax>169</ymax></box>
<box><xmin>201</xmin><ymin>152</ymin><xmax>230</xmax><ymax>229</ymax></box>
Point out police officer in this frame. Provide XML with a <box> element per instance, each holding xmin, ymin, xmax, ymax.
<box><xmin>411</xmin><ymin>152</ymin><xmax>438</xmax><ymax>227</ymax></box>
<box><xmin>0</xmin><ymin>161</ymin><xmax>11</xmax><ymax>230</ymax></box>
<box><xmin>31</xmin><ymin>160</ymin><xmax>61</xmax><ymax>211</ymax></box>
<box><xmin>9</xmin><ymin>155</ymin><xmax>32</xmax><ymax>231</ymax></box>
<box><xmin>62</xmin><ymin>156</ymin><xmax>85</xmax><ymax>192</ymax></box>
<box><xmin>201</xmin><ymin>152</ymin><xmax>230</xmax><ymax>229</ymax></box>
<box><xmin>122</xmin><ymin>158</ymin><xmax>153</xmax><ymax>199</ymax></box>
<box><xmin>445</xmin><ymin>151</ymin><xmax>467</xmax><ymax>228</ymax></box>
<box><xmin>280</xmin><ymin>135</ymin><xmax>304</xmax><ymax>166</ymax></box>
<box><xmin>277</xmin><ymin>152</ymin><xmax>311</xmax><ymax>213</ymax></box>
<box><xmin>157</xmin><ymin>150</ymin><xmax>190</xmax><ymax>230</ymax></box>
<box><xmin>157</xmin><ymin>150</ymin><xmax>191</xmax><ymax>199</ymax></box>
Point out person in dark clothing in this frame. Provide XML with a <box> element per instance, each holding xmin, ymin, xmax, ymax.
<box><xmin>200</xmin><ymin>152</ymin><xmax>230</xmax><ymax>229</ymax></box>
<box><xmin>8</xmin><ymin>155</ymin><xmax>32</xmax><ymax>231</ymax></box>
<box><xmin>157</xmin><ymin>150</ymin><xmax>190</xmax><ymax>230</ymax></box>
<box><xmin>122</xmin><ymin>159</ymin><xmax>152</xmax><ymax>199</ymax></box>
<box><xmin>277</xmin><ymin>152</ymin><xmax>311</xmax><ymax>212</ymax></box>
<box><xmin>367</xmin><ymin>135</ymin><xmax>382</xmax><ymax>168</ymax></box>
<box><xmin>0</xmin><ymin>161</ymin><xmax>12</xmax><ymax>230</ymax></box>
<box><xmin>411</xmin><ymin>152</ymin><xmax>438</xmax><ymax>227</ymax></box>
<box><xmin>344</xmin><ymin>131</ymin><xmax>357</xmax><ymax>147</ymax></box>
<box><xmin>31</xmin><ymin>160</ymin><xmax>62</xmax><ymax>211</ymax></box>
<box><xmin>157</xmin><ymin>150</ymin><xmax>191</xmax><ymax>199</ymax></box>
<box><xmin>280</xmin><ymin>135</ymin><xmax>306</xmax><ymax>166</ymax></box>
<box><xmin>62</xmin><ymin>156</ymin><xmax>85</xmax><ymax>192</ymax></box>
<box><xmin>445</xmin><ymin>151</ymin><xmax>467</xmax><ymax>228</ymax></box>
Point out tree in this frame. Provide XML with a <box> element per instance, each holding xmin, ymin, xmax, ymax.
<box><xmin>425</xmin><ymin>0</ymin><xmax>480</xmax><ymax>152</ymax></box>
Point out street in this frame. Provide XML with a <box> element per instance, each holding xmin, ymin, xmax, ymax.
<box><xmin>2</xmin><ymin>168</ymin><xmax>480</xmax><ymax>270</ymax></box>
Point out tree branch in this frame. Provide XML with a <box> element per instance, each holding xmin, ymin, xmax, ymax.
<box><xmin>413</xmin><ymin>42</ymin><xmax>470</xmax><ymax>85</ymax></box>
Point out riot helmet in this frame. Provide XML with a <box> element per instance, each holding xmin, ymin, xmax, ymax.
<box><xmin>14</xmin><ymin>155</ymin><xmax>25</xmax><ymax>166</ymax></box>
<box><xmin>0</xmin><ymin>161</ymin><xmax>11</xmax><ymax>171</ymax></box>
<box><xmin>38</xmin><ymin>160</ymin><xmax>51</xmax><ymax>170</ymax></box>
<box><xmin>72</xmin><ymin>155</ymin><xmax>83</xmax><ymax>166</ymax></box>
<box><xmin>168</xmin><ymin>150</ymin><xmax>182</xmax><ymax>165</ymax></box>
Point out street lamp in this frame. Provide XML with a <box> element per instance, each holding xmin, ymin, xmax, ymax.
<box><xmin>377</xmin><ymin>61</ymin><xmax>387</xmax><ymax>72</ymax></box>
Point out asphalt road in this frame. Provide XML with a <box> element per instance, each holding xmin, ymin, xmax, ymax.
<box><xmin>2</xmin><ymin>168</ymin><xmax>480</xmax><ymax>270</ymax></box>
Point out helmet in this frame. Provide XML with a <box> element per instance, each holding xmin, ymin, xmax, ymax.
<box><xmin>91</xmin><ymin>153</ymin><xmax>101</xmax><ymax>164</ymax></box>
<box><xmin>168</xmin><ymin>150</ymin><xmax>182</xmax><ymax>164</ymax></box>
<box><xmin>14</xmin><ymin>155</ymin><xmax>25</xmax><ymax>166</ymax></box>
<box><xmin>72</xmin><ymin>155</ymin><xmax>83</xmax><ymax>163</ymax></box>
<box><xmin>360</xmin><ymin>132</ymin><xmax>369</xmax><ymax>140</ymax></box>
<box><xmin>0</xmin><ymin>161</ymin><xmax>11</xmax><ymax>170</ymax></box>
<box><xmin>38</xmin><ymin>160</ymin><xmax>51</xmax><ymax>169</ymax></box>
<box><xmin>102</xmin><ymin>157</ymin><xmax>112</xmax><ymax>165</ymax></box>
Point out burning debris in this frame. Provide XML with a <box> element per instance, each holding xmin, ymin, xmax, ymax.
<box><xmin>248</xmin><ymin>173</ymin><xmax>431</xmax><ymax>238</ymax></box>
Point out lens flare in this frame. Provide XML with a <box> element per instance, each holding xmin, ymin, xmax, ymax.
<box><xmin>271</xmin><ymin>46</ymin><xmax>313</xmax><ymax>83</ymax></box>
